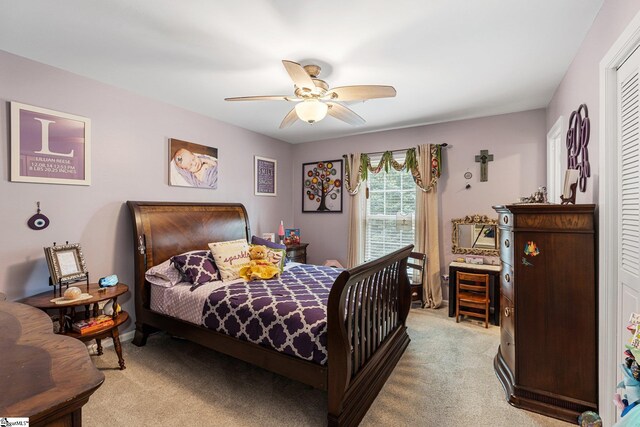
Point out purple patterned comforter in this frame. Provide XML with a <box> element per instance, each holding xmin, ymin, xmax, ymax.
<box><xmin>201</xmin><ymin>264</ymin><xmax>342</xmax><ymax>365</ymax></box>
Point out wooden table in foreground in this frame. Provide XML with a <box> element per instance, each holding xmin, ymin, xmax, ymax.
<box><xmin>0</xmin><ymin>300</ymin><xmax>104</xmax><ymax>426</ymax></box>
<box><xmin>20</xmin><ymin>283</ymin><xmax>130</xmax><ymax>370</ymax></box>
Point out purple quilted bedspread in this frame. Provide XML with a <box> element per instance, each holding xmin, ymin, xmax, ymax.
<box><xmin>201</xmin><ymin>264</ymin><xmax>342</xmax><ymax>365</ymax></box>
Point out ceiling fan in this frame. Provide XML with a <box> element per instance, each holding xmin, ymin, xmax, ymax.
<box><xmin>225</xmin><ymin>60</ymin><xmax>396</xmax><ymax>129</ymax></box>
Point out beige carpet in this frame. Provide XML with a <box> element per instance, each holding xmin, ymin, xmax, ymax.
<box><xmin>84</xmin><ymin>307</ymin><xmax>570</xmax><ymax>426</ymax></box>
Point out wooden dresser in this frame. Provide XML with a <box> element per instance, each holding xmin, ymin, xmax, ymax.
<box><xmin>0</xmin><ymin>300</ymin><xmax>104</xmax><ymax>426</ymax></box>
<box><xmin>493</xmin><ymin>204</ymin><xmax>597</xmax><ymax>423</ymax></box>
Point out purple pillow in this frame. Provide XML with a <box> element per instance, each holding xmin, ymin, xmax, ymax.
<box><xmin>171</xmin><ymin>250</ymin><xmax>219</xmax><ymax>288</ymax></box>
<box><xmin>251</xmin><ymin>235</ymin><xmax>286</xmax><ymax>250</ymax></box>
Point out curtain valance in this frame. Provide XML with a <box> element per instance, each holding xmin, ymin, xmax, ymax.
<box><xmin>343</xmin><ymin>145</ymin><xmax>442</xmax><ymax>194</ymax></box>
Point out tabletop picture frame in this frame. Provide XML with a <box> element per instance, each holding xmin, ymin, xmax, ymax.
<box><xmin>44</xmin><ymin>243</ymin><xmax>88</xmax><ymax>285</ymax></box>
<box><xmin>255</xmin><ymin>156</ymin><xmax>277</xmax><ymax>196</ymax></box>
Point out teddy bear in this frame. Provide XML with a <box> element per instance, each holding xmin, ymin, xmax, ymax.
<box><xmin>238</xmin><ymin>245</ymin><xmax>280</xmax><ymax>281</ymax></box>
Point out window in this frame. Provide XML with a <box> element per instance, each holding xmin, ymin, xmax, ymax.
<box><xmin>365</xmin><ymin>160</ymin><xmax>416</xmax><ymax>261</ymax></box>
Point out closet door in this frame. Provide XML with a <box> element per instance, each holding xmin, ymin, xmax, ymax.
<box><xmin>617</xmin><ymin>47</ymin><xmax>640</xmax><ymax>369</ymax></box>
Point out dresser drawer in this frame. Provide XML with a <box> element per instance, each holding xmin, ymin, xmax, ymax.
<box><xmin>500</xmin><ymin>294</ymin><xmax>515</xmax><ymax>338</ymax></box>
<box><xmin>500</xmin><ymin>263</ymin><xmax>514</xmax><ymax>300</ymax></box>
<box><xmin>499</xmin><ymin>212</ymin><xmax>513</xmax><ymax>227</ymax></box>
<box><xmin>500</xmin><ymin>328</ymin><xmax>516</xmax><ymax>372</ymax></box>
<box><xmin>500</xmin><ymin>229</ymin><xmax>514</xmax><ymax>267</ymax></box>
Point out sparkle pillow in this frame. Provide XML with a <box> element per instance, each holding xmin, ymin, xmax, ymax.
<box><xmin>171</xmin><ymin>250</ymin><xmax>219</xmax><ymax>287</ymax></box>
<box><xmin>208</xmin><ymin>239</ymin><xmax>251</xmax><ymax>281</ymax></box>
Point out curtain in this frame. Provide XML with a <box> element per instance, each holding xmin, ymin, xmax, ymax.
<box><xmin>415</xmin><ymin>144</ymin><xmax>443</xmax><ymax>308</ymax></box>
<box><xmin>345</xmin><ymin>153</ymin><xmax>365</xmax><ymax>268</ymax></box>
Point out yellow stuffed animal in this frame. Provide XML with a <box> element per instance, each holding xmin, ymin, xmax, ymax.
<box><xmin>238</xmin><ymin>245</ymin><xmax>280</xmax><ymax>281</ymax></box>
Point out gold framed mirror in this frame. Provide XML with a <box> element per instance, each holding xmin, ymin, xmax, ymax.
<box><xmin>451</xmin><ymin>215</ymin><xmax>499</xmax><ymax>256</ymax></box>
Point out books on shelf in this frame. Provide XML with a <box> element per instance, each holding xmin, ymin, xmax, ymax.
<box><xmin>72</xmin><ymin>314</ymin><xmax>114</xmax><ymax>334</ymax></box>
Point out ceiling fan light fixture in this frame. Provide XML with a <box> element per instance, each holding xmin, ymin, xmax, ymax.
<box><xmin>295</xmin><ymin>99</ymin><xmax>328</xmax><ymax>124</ymax></box>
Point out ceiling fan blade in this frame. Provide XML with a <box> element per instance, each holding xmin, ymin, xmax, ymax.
<box><xmin>282</xmin><ymin>60</ymin><xmax>315</xmax><ymax>92</ymax></box>
<box><xmin>225</xmin><ymin>95</ymin><xmax>294</xmax><ymax>102</ymax></box>
<box><xmin>279</xmin><ymin>108</ymin><xmax>299</xmax><ymax>129</ymax></box>
<box><xmin>326</xmin><ymin>85</ymin><xmax>396</xmax><ymax>101</ymax></box>
<box><xmin>327</xmin><ymin>102</ymin><xmax>365</xmax><ymax>126</ymax></box>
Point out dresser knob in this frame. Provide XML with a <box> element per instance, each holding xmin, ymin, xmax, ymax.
<box><xmin>505</xmin><ymin>273</ymin><xmax>510</xmax><ymax>283</ymax></box>
<box><xmin>504</xmin><ymin>307</ymin><xmax>512</xmax><ymax>317</ymax></box>
<box><xmin>504</xmin><ymin>215</ymin><xmax>509</xmax><ymax>224</ymax></box>
<box><xmin>505</xmin><ymin>239</ymin><xmax>510</xmax><ymax>248</ymax></box>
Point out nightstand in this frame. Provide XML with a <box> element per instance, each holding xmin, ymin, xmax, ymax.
<box><xmin>20</xmin><ymin>283</ymin><xmax>130</xmax><ymax>370</ymax></box>
<box><xmin>286</xmin><ymin>243</ymin><xmax>309</xmax><ymax>263</ymax></box>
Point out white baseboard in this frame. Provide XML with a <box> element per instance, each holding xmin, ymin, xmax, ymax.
<box><xmin>85</xmin><ymin>329</ymin><xmax>135</xmax><ymax>354</ymax></box>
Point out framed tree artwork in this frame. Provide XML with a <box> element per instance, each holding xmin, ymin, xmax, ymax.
<box><xmin>302</xmin><ymin>159</ymin><xmax>343</xmax><ymax>213</ymax></box>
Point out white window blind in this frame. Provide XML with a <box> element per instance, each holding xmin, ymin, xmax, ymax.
<box><xmin>364</xmin><ymin>159</ymin><xmax>416</xmax><ymax>261</ymax></box>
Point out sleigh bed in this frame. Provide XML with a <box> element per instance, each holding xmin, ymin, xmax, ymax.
<box><xmin>127</xmin><ymin>201</ymin><xmax>412</xmax><ymax>427</ymax></box>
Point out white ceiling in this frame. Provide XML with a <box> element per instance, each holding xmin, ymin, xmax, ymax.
<box><xmin>0</xmin><ymin>0</ymin><xmax>603</xmax><ymax>144</ymax></box>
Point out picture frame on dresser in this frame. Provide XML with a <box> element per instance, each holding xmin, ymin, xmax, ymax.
<box><xmin>10</xmin><ymin>102</ymin><xmax>91</xmax><ymax>186</ymax></box>
<box><xmin>44</xmin><ymin>242</ymin><xmax>88</xmax><ymax>285</ymax></box>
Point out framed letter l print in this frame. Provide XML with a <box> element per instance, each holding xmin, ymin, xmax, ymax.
<box><xmin>11</xmin><ymin>102</ymin><xmax>91</xmax><ymax>185</ymax></box>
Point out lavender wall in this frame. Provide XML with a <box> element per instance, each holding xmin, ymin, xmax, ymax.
<box><xmin>546</xmin><ymin>0</ymin><xmax>640</xmax><ymax>203</ymax></box>
<box><xmin>291</xmin><ymin>109</ymin><xmax>547</xmax><ymax>298</ymax></box>
<box><xmin>0</xmin><ymin>51</ymin><xmax>293</xmax><ymax>327</ymax></box>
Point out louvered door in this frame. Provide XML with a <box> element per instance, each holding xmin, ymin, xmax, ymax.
<box><xmin>617</xmin><ymin>47</ymin><xmax>640</xmax><ymax>372</ymax></box>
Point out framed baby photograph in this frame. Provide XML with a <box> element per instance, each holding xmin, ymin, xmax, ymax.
<box><xmin>11</xmin><ymin>102</ymin><xmax>91</xmax><ymax>186</ymax></box>
<box><xmin>169</xmin><ymin>138</ymin><xmax>218</xmax><ymax>189</ymax></box>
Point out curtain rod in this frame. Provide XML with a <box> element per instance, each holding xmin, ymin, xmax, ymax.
<box><xmin>363</xmin><ymin>143</ymin><xmax>449</xmax><ymax>157</ymax></box>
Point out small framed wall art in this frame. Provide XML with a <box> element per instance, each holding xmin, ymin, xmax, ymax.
<box><xmin>44</xmin><ymin>243</ymin><xmax>88</xmax><ymax>285</ymax></box>
<box><xmin>255</xmin><ymin>156</ymin><xmax>277</xmax><ymax>196</ymax></box>
<box><xmin>11</xmin><ymin>102</ymin><xmax>91</xmax><ymax>185</ymax></box>
<box><xmin>302</xmin><ymin>159</ymin><xmax>343</xmax><ymax>213</ymax></box>
<box><xmin>169</xmin><ymin>138</ymin><xmax>218</xmax><ymax>188</ymax></box>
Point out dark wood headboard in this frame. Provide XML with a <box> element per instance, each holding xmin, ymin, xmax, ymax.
<box><xmin>127</xmin><ymin>201</ymin><xmax>250</xmax><ymax>309</ymax></box>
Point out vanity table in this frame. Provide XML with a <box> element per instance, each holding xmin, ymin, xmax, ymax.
<box><xmin>449</xmin><ymin>214</ymin><xmax>501</xmax><ymax>325</ymax></box>
<box><xmin>448</xmin><ymin>261</ymin><xmax>501</xmax><ymax>325</ymax></box>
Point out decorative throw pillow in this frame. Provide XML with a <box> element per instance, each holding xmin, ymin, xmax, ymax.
<box><xmin>145</xmin><ymin>258</ymin><xmax>183</xmax><ymax>287</ymax></box>
<box><xmin>208</xmin><ymin>239</ymin><xmax>251</xmax><ymax>281</ymax></box>
<box><xmin>251</xmin><ymin>235</ymin><xmax>286</xmax><ymax>250</ymax></box>
<box><xmin>264</xmin><ymin>247</ymin><xmax>287</xmax><ymax>273</ymax></box>
<box><xmin>171</xmin><ymin>250</ymin><xmax>219</xmax><ymax>286</ymax></box>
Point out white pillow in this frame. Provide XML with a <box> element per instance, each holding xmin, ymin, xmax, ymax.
<box><xmin>145</xmin><ymin>258</ymin><xmax>183</xmax><ymax>287</ymax></box>
<box><xmin>208</xmin><ymin>239</ymin><xmax>251</xmax><ymax>281</ymax></box>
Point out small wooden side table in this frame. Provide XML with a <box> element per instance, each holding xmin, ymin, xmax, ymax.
<box><xmin>20</xmin><ymin>283</ymin><xmax>130</xmax><ymax>370</ymax></box>
<box><xmin>286</xmin><ymin>243</ymin><xmax>309</xmax><ymax>263</ymax></box>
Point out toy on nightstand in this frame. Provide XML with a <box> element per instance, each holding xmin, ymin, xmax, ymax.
<box><xmin>98</xmin><ymin>275</ymin><xmax>118</xmax><ymax>287</ymax></box>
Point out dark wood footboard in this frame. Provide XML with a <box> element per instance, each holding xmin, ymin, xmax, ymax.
<box><xmin>327</xmin><ymin>245</ymin><xmax>413</xmax><ymax>427</ymax></box>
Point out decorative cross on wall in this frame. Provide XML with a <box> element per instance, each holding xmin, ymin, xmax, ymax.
<box><xmin>474</xmin><ymin>149</ymin><xmax>494</xmax><ymax>182</ymax></box>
